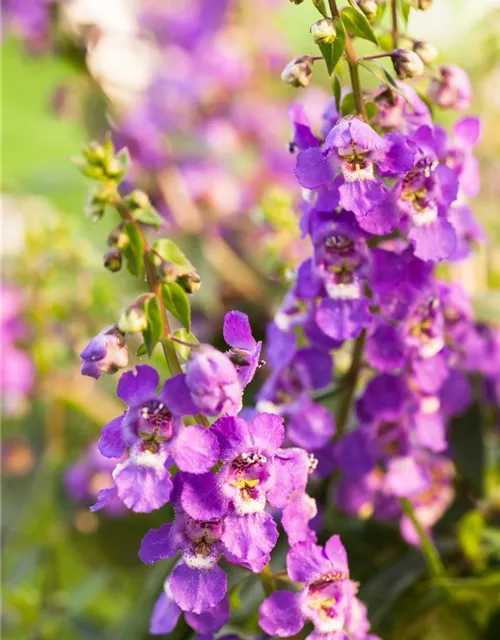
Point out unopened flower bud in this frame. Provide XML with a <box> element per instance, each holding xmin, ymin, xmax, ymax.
<box><xmin>310</xmin><ymin>19</ymin><xmax>337</xmax><ymax>45</ymax></box>
<box><xmin>289</xmin><ymin>0</ymin><xmax>305</xmax><ymax>4</ymax></box>
<box><xmin>357</xmin><ymin>0</ymin><xmax>378</xmax><ymax>20</ymax></box>
<box><xmin>105</xmin><ymin>157</ymin><xmax>122</xmax><ymax>178</ymax></box>
<box><xmin>118</xmin><ymin>304</ymin><xmax>148</xmax><ymax>333</ymax></box>
<box><xmin>417</xmin><ymin>0</ymin><xmax>433</xmax><ymax>9</ymax></box>
<box><xmin>413</xmin><ymin>41</ymin><xmax>438</xmax><ymax>64</ymax></box>
<box><xmin>281</xmin><ymin>55</ymin><xmax>314</xmax><ymax>88</ymax></box>
<box><xmin>104</xmin><ymin>249</ymin><xmax>122</xmax><ymax>272</ymax></box>
<box><xmin>391</xmin><ymin>49</ymin><xmax>424</xmax><ymax>79</ymax></box>
<box><xmin>128</xmin><ymin>189</ymin><xmax>150</xmax><ymax>209</ymax></box>
<box><xmin>80</xmin><ymin>326</ymin><xmax>128</xmax><ymax>379</ymax></box>
<box><xmin>157</xmin><ymin>259</ymin><xmax>178</xmax><ymax>283</ymax></box>
<box><xmin>107</xmin><ymin>223</ymin><xmax>129</xmax><ymax>250</ymax></box>
<box><xmin>177</xmin><ymin>272</ymin><xmax>201</xmax><ymax>294</ymax></box>
<box><xmin>82</xmin><ymin>141</ymin><xmax>106</xmax><ymax>164</ymax></box>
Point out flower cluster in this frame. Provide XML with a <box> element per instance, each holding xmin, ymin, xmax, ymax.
<box><xmin>265</xmin><ymin>68</ymin><xmax>486</xmax><ymax>545</ymax></box>
<box><xmin>67</xmin><ymin>0</ymin><xmax>499</xmax><ymax>636</ymax></box>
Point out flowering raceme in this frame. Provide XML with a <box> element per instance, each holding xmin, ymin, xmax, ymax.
<box><xmin>66</xmin><ymin>0</ymin><xmax>500</xmax><ymax>637</ymax></box>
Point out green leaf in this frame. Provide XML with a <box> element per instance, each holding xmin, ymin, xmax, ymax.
<box><xmin>132</xmin><ymin>206</ymin><xmax>163</xmax><ymax>229</ymax></box>
<box><xmin>121</xmin><ymin>222</ymin><xmax>144</xmax><ymax>277</ymax></box>
<box><xmin>142</xmin><ymin>295</ymin><xmax>163</xmax><ymax>356</ymax></box>
<box><xmin>153</xmin><ymin>239</ymin><xmax>194</xmax><ymax>277</ymax></box>
<box><xmin>341</xmin><ymin>92</ymin><xmax>356</xmax><ymax>116</ymax></box>
<box><xmin>332</xmin><ymin>73</ymin><xmax>342</xmax><ymax>112</ymax></box>
<box><xmin>360</xmin><ymin>60</ymin><xmax>406</xmax><ymax>97</ymax></box>
<box><xmin>136</xmin><ymin>343</ymin><xmax>147</xmax><ymax>357</ymax></box>
<box><xmin>312</xmin><ymin>0</ymin><xmax>329</xmax><ymax>19</ymax></box>
<box><xmin>318</xmin><ymin>18</ymin><xmax>346</xmax><ymax>76</ymax></box>
<box><xmin>173</xmin><ymin>328</ymin><xmax>199</xmax><ymax>361</ymax></box>
<box><xmin>398</xmin><ymin>0</ymin><xmax>412</xmax><ymax>28</ymax></box>
<box><xmin>341</xmin><ymin>6</ymin><xmax>378</xmax><ymax>46</ymax></box>
<box><xmin>115</xmin><ymin>148</ymin><xmax>130</xmax><ymax>172</ymax></box>
<box><xmin>161</xmin><ymin>282</ymin><xmax>191</xmax><ymax>330</ymax></box>
<box><xmin>365</xmin><ymin>101</ymin><xmax>377</xmax><ymax>119</ymax></box>
<box><xmin>375</xmin><ymin>0</ymin><xmax>387</xmax><ymax>23</ymax></box>
<box><xmin>458</xmin><ymin>510</ymin><xmax>486</xmax><ymax>567</ymax></box>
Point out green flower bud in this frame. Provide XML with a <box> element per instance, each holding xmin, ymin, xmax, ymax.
<box><xmin>82</xmin><ymin>141</ymin><xmax>106</xmax><ymax>164</ymax></box>
<box><xmin>177</xmin><ymin>272</ymin><xmax>201</xmax><ymax>294</ymax></box>
<box><xmin>310</xmin><ymin>19</ymin><xmax>337</xmax><ymax>45</ymax></box>
<box><xmin>357</xmin><ymin>0</ymin><xmax>378</xmax><ymax>20</ymax></box>
<box><xmin>107</xmin><ymin>223</ymin><xmax>130</xmax><ymax>250</ymax></box>
<box><xmin>118</xmin><ymin>305</ymin><xmax>148</xmax><ymax>333</ymax></box>
<box><xmin>128</xmin><ymin>189</ymin><xmax>150</xmax><ymax>209</ymax></box>
<box><xmin>289</xmin><ymin>0</ymin><xmax>305</xmax><ymax>4</ymax></box>
<box><xmin>281</xmin><ymin>55</ymin><xmax>314</xmax><ymax>88</ymax></box>
<box><xmin>391</xmin><ymin>49</ymin><xmax>425</xmax><ymax>79</ymax></box>
<box><xmin>104</xmin><ymin>249</ymin><xmax>122</xmax><ymax>272</ymax></box>
<box><xmin>157</xmin><ymin>258</ymin><xmax>179</xmax><ymax>283</ymax></box>
<box><xmin>413</xmin><ymin>41</ymin><xmax>438</xmax><ymax>64</ymax></box>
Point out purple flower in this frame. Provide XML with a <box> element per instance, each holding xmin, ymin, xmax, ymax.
<box><xmin>373</xmin><ymin>82</ymin><xmax>432</xmax><ymax>134</ymax></box>
<box><xmin>93</xmin><ymin>365</ymin><xmax>219</xmax><ymax>513</ymax></box>
<box><xmin>140</xmin><ymin>505</ymin><xmax>228</xmax><ymax>613</ymax></box>
<box><xmin>428</xmin><ymin>65</ymin><xmax>472</xmax><ymax>112</ymax></box>
<box><xmin>295</xmin><ymin>116</ymin><xmax>415</xmax><ymax>217</ymax></box>
<box><xmin>259</xmin><ymin>536</ymin><xmax>364</xmax><ymax>638</ymax></box>
<box><xmin>80</xmin><ymin>326</ymin><xmax>128</xmax><ymax>380</ymax></box>
<box><xmin>149</xmin><ymin>569</ymin><xmax>231</xmax><ymax>635</ymax></box>
<box><xmin>65</xmin><ymin>441</ymin><xmax>126</xmax><ymax>517</ymax></box>
<box><xmin>178</xmin><ymin>345</ymin><xmax>243</xmax><ymax>416</ymax></box>
<box><xmin>223</xmin><ymin>310</ymin><xmax>262</xmax><ymax>388</ymax></box>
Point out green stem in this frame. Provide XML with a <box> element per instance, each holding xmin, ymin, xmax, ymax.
<box><xmin>260</xmin><ymin>564</ymin><xmax>276</xmax><ymax>596</ymax></box>
<box><xmin>328</xmin><ymin>0</ymin><xmax>367</xmax><ymax>119</ymax></box>
<box><xmin>335</xmin><ymin>330</ymin><xmax>366</xmax><ymax>438</ymax></box>
<box><xmin>391</xmin><ymin>0</ymin><xmax>399</xmax><ymax>49</ymax></box>
<box><xmin>400</xmin><ymin>498</ymin><xmax>445</xmax><ymax>578</ymax></box>
<box><xmin>113</xmin><ymin>192</ymin><xmax>209</xmax><ymax>428</ymax></box>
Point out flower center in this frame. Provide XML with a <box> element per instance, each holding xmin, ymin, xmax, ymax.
<box><xmin>228</xmin><ymin>452</ymin><xmax>268</xmax><ymax>515</ymax></box>
<box><xmin>341</xmin><ymin>156</ymin><xmax>374</xmax><ymax>182</ymax></box>
<box><xmin>137</xmin><ymin>400</ymin><xmax>173</xmax><ymax>441</ymax></box>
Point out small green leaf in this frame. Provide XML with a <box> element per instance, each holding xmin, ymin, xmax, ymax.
<box><xmin>374</xmin><ymin>0</ymin><xmax>387</xmax><ymax>23</ymax></box>
<box><xmin>121</xmin><ymin>222</ymin><xmax>144</xmax><ymax>277</ymax></box>
<box><xmin>116</xmin><ymin>148</ymin><xmax>130</xmax><ymax>171</ymax></box>
<box><xmin>153</xmin><ymin>239</ymin><xmax>194</xmax><ymax>277</ymax></box>
<box><xmin>318</xmin><ymin>18</ymin><xmax>346</xmax><ymax>76</ymax></box>
<box><xmin>332</xmin><ymin>73</ymin><xmax>342</xmax><ymax>113</ymax></box>
<box><xmin>341</xmin><ymin>6</ymin><xmax>378</xmax><ymax>46</ymax></box>
<box><xmin>360</xmin><ymin>60</ymin><xmax>406</xmax><ymax>97</ymax></box>
<box><xmin>173</xmin><ymin>328</ymin><xmax>199</xmax><ymax>361</ymax></box>
<box><xmin>341</xmin><ymin>92</ymin><xmax>356</xmax><ymax>116</ymax></box>
<box><xmin>142</xmin><ymin>295</ymin><xmax>163</xmax><ymax>356</ymax></box>
<box><xmin>398</xmin><ymin>0</ymin><xmax>412</xmax><ymax>28</ymax></box>
<box><xmin>136</xmin><ymin>343</ymin><xmax>147</xmax><ymax>357</ymax></box>
<box><xmin>365</xmin><ymin>101</ymin><xmax>377</xmax><ymax>119</ymax></box>
<box><xmin>458</xmin><ymin>510</ymin><xmax>486</xmax><ymax>567</ymax></box>
<box><xmin>162</xmin><ymin>282</ymin><xmax>191</xmax><ymax>330</ymax></box>
<box><xmin>132</xmin><ymin>206</ymin><xmax>164</xmax><ymax>229</ymax></box>
<box><xmin>312</xmin><ymin>0</ymin><xmax>329</xmax><ymax>19</ymax></box>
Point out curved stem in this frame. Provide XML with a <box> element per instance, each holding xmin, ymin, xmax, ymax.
<box><xmin>112</xmin><ymin>192</ymin><xmax>209</xmax><ymax>427</ymax></box>
<box><xmin>400</xmin><ymin>498</ymin><xmax>445</xmax><ymax>578</ymax></box>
